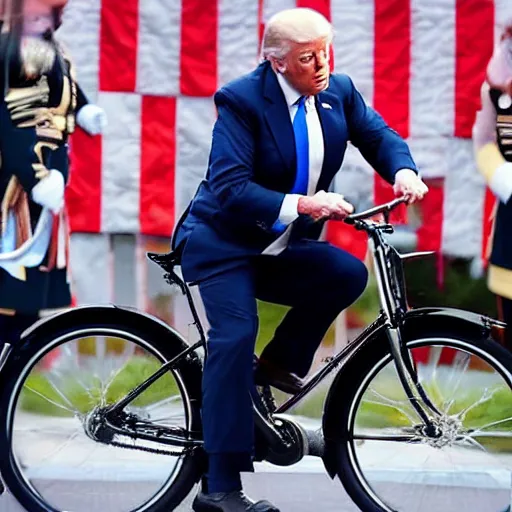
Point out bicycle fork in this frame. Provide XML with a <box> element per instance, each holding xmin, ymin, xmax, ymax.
<box><xmin>385</xmin><ymin>326</ymin><xmax>443</xmax><ymax>430</ymax></box>
<box><xmin>372</xmin><ymin>241</ymin><xmax>442</xmax><ymax>430</ymax></box>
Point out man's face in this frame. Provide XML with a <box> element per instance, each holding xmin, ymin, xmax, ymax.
<box><xmin>278</xmin><ymin>37</ymin><xmax>330</xmax><ymax>96</ymax></box>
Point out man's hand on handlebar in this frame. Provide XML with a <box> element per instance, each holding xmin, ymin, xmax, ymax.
<box><xmin>393</xmin><ymin>168</ymin><xmax>429</xmax><ymax>204</ymax></box>
<box><xmin>298</xmin><ymin>191</ymin><xmax>354</xmax><ymax>221</ymax></box>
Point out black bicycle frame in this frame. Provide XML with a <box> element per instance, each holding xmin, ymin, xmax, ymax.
<box><xmin>106</xmin><ymin>198</ymin><xmax>443</xmax><ymax>437</ymax></box>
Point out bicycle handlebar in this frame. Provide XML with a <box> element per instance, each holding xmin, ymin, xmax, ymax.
<box><xmin>343</xmin><ymin>197</ymin><xmax>408</xmax><ymax>224</ymax></box>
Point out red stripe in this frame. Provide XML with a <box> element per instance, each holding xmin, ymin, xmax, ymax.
<box><xmin>374</xmin><ymin>176</ymin><xmax>408</xmax><ymax>224</ymax></box>
<box><xmin>140</xmin><ymin>96</ymin><xmax>176</xmax><ymax>237</ymax></box>
<box><xmin>454</xmin><ymin>0</ymin><xmax>494</xmax><ymax>137</ymax></box>
<box><xmin>373</xmin><ymin>0</ymin><xmax>411</xmax><ymax>138</ymax></box>
<box><xmin>258</xmin><ymin>0</ymin><xmax>265</xmax><ymax>52</ymax></box>
<box><xmin>373</xmin><ymin>0</ymin><xmax>411</xmax><ymax>212</ymax></box>
<box><xmin>66</xmin><ymin>128</ymin><xmax>102</xmax><ymax>233</ymax></box>
<box><xmin>180</xmin><ymin>0</ymin><xmax>218</xmax><ymax>96</ymax></box>
<box><xmin>296</xmin><ymin>0</ymin><xmax>331</xmax><ymax>20</ymax></box>
<box><xmin>296</xmin><ymin>0</ymin><xmax>334</xmax><ymax>70</ymax></box>
<box><xmin>99</xmin><ymin>0</ymin><xmax>138</xmax><ymax>92</ymax></box>
<box><xmin>482</xmin><ymin>187</ymin><xmax>497</xmax><ymax>266</ymax></box>
<box><xmin>416</xmin><ymin>178</ymin><xmax>444</xmax><ymax>252</ymax></box>
<box><xmin>325</xmin><ymin>221</ymin><xmax>368</xmax><ymax>262</ymax></box>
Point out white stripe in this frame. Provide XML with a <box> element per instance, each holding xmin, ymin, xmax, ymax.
<box><xmin>137</xmin><ymin>0</ymin><xmax>182</xmax><ymax>96</ymax></box>
<box><xmin>69</xmin><ymin>233</ymin><xmax>114</xmax><ymax>304</ymax></box>
<box><xmin>56</xmin><ymin>0</ymin><xmax>101</xmax><ymax>102</ymax></box>
<box><xmin>218</xmin><ymin>0</ymin><xmax>260</xmax><ymax>87</ymax></box>
<box><xmin>441</xmin><ymin>138</ymin><xmax>486</xmax><ymax>258</ymax></box>
<box><xmin>99</xmin><ymin>92</ymin><xmax>142</xmax><ymax>233</ymax></box>
<box><xmin>331</xmin><ymin>0</ymin><xmax>375</xmax><ymax>106</ymax></box>
<box><xmin>407</xmin><ymin>137</ymin><xmax>451</xmax><ymax>179</ymax></box>
<box><xmin>410</xmin><ymin>0</ymin><xmax>456</xmax><ymax>138</ymax></box>
<box><xmin>175</xmin><ymin>97</ymin><xmax>217</xmax><ymax>223</ymax></box>
<box><xmin>494</xmin><ymin>0</ymin><xmax>512</xmax><ymax>42</ymax></box>
<box><xmin>262</xmin><ymin>0</ymin><xmax>296</xmax><ymax>24</ymax></box>
<box><xmin>135</xmin><ymin>235</ymin><xmax>149</xmax><ymax>312</ymax></box>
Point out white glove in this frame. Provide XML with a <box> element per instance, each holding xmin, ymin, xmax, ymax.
<box><xmin>31</xmin><ymin>169</ymin><xmax>65</xmax><ymax>214</ymax></box>
<box><xmin>489</xmin><ymin>161</ymin><xmax>512</xmax><ymax>204</ymax></box>
<box><xmin>393</xmin><ymin>168</ymin><xmax>429</xmax><ymax>204</ymax></box>
<box><xmin>76</xmin><ymin>104</ymin><xmax>108</xmax><ymax>135</ymax></box>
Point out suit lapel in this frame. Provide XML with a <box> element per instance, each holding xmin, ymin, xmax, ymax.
<box><xmin>263</xmin><ymin>65</ymin><xmax>296</xmax><ymax>174</ymax></box>
<box><xmin>315</xmin><ymin>89</ymin><xmax>345</xmax><ymax>190</ymax></box>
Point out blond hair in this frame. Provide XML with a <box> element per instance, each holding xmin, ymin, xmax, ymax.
<box><xmin>261</xmin><ymin>8</ymin><xmax>333</xmax><ymax>61</ymax></box>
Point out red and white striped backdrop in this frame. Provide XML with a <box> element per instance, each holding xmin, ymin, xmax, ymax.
<box><xmin>57</xmin><ymin>0</ymin><xmax>512</xmax><ymax>262</ymax></box>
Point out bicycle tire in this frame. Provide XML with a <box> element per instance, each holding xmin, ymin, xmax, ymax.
<box><xmin>0</xmin><ymin>317</ymin><xmax>204</xmax><ymax>512</ymax></box>
<box><xmin>329</xmin><ymin>331</ymin><xmax>512</xmax><ymax>512</ymax></box>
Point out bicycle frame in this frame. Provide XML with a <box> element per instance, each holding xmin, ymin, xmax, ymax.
<box><xmin>109</xmin><ymin>198</ymin><xmax>443</xmax><ymax>435</ymax></box>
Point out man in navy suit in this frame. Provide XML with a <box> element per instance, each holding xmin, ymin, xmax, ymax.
<box><xmin>175</xmin><ymin>8</ymin><xmax>428</xmax><ymax>512</ymax></box>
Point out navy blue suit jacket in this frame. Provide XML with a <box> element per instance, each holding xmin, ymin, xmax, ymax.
<box><xmin>174</xmin><ymin>61</ymin><xmax>418</xmax><ymax>283</ymax></box>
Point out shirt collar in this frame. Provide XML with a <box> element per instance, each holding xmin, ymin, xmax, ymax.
<box><xmin>276</xmin><ymin>72</ymin><xmax>302</xmax><ymax>108</ymax></box>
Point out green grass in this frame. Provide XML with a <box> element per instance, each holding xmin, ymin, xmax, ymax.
<box><xmin>21</xmin><ymin>356</ymin><xmax>178</xmax><ymax>417</ymax></box>
<box><xmin>21</xmin><ymin>352</ymin><xmax>512</xmax><ymax>452</ymax></box>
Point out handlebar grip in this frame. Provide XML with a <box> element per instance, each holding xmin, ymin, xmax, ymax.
<box><xmin>344</xmin><ymin>197</ymin><xmax>408</xmax><ymax>223</ymax></box>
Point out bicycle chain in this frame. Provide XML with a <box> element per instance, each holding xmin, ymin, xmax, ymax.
<box><xmin>107</xmin><ymin>436</ymin><xmax>194</xmax><ymax>457</ymax></box>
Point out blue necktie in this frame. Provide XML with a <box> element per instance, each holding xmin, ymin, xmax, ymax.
<box><xmin>272</xmin><ymin>96</ymin><xmax>309</xmax><ymax>234</ymax></box>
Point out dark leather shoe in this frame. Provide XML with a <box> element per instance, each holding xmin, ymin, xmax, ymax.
<box><xmin>254</xmin><ymin>359</ymin><xmax>305</xmax><ymax>395</ymax></box>
<box><xmin>192</xmin><ymin>490</ymin><xmax>280</xmax><ymax>511</ymax></box>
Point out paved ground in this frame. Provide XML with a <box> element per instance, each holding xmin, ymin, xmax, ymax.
<box><xmin>1</xmin><ymin>471</ymin><xmax>509</xmax><ymax>512</ymax></box>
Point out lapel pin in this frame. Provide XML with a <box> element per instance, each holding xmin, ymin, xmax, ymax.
<box><xmin>321</xmin><ymin>102</ymin><xmax>332</xmax><ymax>110</ymax></box>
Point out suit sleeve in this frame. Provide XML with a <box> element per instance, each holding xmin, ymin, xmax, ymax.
<box><xmin>207</xmin><ymin>89</ymin><xmax>286</xmax><ymax>230</ymax></box>
<box><xmin>342</xmin><ymin>76</ymin><xmax>418</xmax><ymax>183</ymax></box>
<box><xmin>0</xmin><ymin>100</ymin><xmax>57</xmax><ymax>193</ymax></box>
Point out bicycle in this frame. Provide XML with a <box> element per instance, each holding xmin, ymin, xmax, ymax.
<box><xmin>0</xmin><ymin>197</ymin><xmax>510</xmax><ymax>512</ymax></box>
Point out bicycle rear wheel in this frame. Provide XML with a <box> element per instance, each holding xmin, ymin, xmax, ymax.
<box><xmin>330</xmin><ymin>333</ymin><xmax>512</xmax><ymax>512</ymax></box>
<box><xmin>0</xmin><ymin>316</ymin><xmax>203</xmax><ymax>512</ymax></box>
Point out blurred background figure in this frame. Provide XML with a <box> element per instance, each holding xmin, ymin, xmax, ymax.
<box><xmin>473</xmin><ymin>16</ymin><xmax>512</xmax><ymax>352</ymax></box>
<box><xmin>0</xmin><ymin>0</ymin><xmax>106</xmax><ymax>349</ymax></box>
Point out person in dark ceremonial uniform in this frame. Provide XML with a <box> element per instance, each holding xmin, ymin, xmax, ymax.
<box><xmin>0</xmin><ymin>0</ymin><xmax>106</xmax><ymax>350</ymax></box>
<box><xmin>473</xmin><ymin>18</ymin><xmax>512</xmax><ymax>352</ymax></box>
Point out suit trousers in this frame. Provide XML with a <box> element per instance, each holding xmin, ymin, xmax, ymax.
<box><xmin>197</xmin><ymin>239</ymin><xmax>368</xmax><ymax>463</ymax></box>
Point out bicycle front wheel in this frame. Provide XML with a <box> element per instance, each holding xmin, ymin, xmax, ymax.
<box><xmin>331</xmin><ymin>332</ymin><xmax>512</xmax><ymax>512</ymax></box>
<box><xmin>0</xmin><ymin>316</ymin><xmax>203</xmax><ymax>512</ymax></box>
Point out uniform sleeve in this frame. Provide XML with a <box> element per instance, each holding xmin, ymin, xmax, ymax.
<box><xmin>0</xmin><ymin>99</ymin><xmax>58</xmax><ymax>193</ymax></box>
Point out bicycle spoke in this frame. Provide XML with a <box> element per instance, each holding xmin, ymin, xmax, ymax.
<box><xmin>456</xmin><ymin>386</ymin><xmax>502</xmax><ymax>422</ymax></box>
<box><xmin>349</xmin><ymin>340</ymin><xmax>512</xmax><ymax>512</ymax></box>
<box><xmin>363</xmin><ymin>388</ymin><xmax>419</xmax><ymax>424</ymax></box>
<box><xmin>353</xmin><ymin>433</ymin><xmax>421</xmax><ymax>442</ymax></box>
<box><xmin>468</xmin><ymin>416</ymin><xmax>512</xmax><ymax>435</ymax></box>
<box><xmin>24</xmin><ymin>385</ymin><xmax>77</xmax><ymax>415</ymax></box>
<box><xmin>8</xmin><ymin>331</ymin><xmax>193</xmax><ymax>512</ymax></box>
<box><xmin>441</xmin><ymin>352</ymin><xmax>471</xmax><ymax>415</ymax></box>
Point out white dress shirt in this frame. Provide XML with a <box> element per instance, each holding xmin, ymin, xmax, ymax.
<box><xmin>263</xmin><ymin>72</ymin><xmax>325</xmax><ymax>256</ymax></box>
